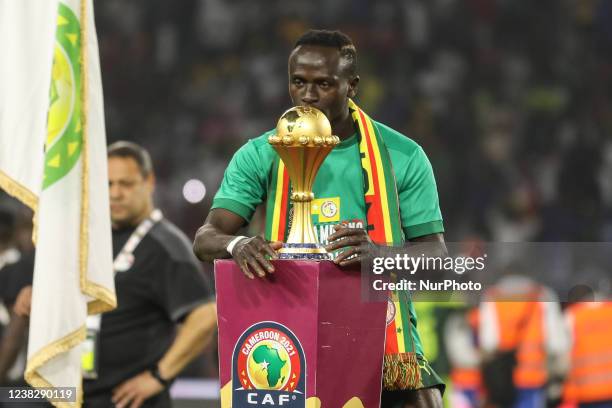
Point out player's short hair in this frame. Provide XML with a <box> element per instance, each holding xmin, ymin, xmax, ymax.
<box><xmin>294</xmin><ymin>29</ymin><xmax>357</xmax><ymax>77</ymax></box>
<box><xmin>107</xmin><ymin>141</ymin><xmax>153</xmax><ymax>178</ymax></box>
<box><xmin>0</xmin><ymin>207</ymin><xmax>15</xmax><ymax>244</ymax></box>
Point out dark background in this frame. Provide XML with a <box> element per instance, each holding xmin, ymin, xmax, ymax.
<box><xmin>93</xmin><ymin>0</ymin><xmax>612</xmax><ymax>243</ymax></box>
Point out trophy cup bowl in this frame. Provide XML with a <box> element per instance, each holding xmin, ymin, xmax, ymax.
<box><xmin>268</xmin><ymin>106</ymin><xmax>340</xmax><ymax>259</ymax></box>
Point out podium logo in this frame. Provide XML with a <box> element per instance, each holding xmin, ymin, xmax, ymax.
<box><xmin>232</xmin><ymin>321</ymin><xmax>306</xmax><ymax>407</ymax></box>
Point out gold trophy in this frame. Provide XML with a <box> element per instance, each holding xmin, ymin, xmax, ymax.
<box><xmin>268</xmin><ymin>106</ymin><xmax>340</xmax><ymax>259</ymax></box>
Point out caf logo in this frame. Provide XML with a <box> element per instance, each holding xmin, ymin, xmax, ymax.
<box><xmin>232</xmin><ymin>322</ymin><xmax>306</xmax><ymax>407</ymax></box>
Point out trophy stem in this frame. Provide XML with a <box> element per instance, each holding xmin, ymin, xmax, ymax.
<box><xmin>287</xmin><ymin>200</ymin><xmax>318</xmax><ymax>244</ymax></box>
<box><xmin>278</xmin><ymin>198</ymin><xmax>330</xmax><ymax>260</ymax></box>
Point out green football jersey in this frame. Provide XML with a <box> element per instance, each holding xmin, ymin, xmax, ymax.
<box><xmin>213</xmin><ymin>121</ymin><xmax>443</xmax><ymax>242</ymax></box>
<box><xmin>212</xmin><ymin>120</ymin><xmax>445</xmax><ymax>357</ymax></box>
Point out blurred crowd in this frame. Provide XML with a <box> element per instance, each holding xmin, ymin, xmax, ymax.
<box><xmin>91</xmin><ymin>0</ymin><xmax>612</xmax><ymax>242</ymax></box>
<box><xmin>2</xmin><ymin>0</ymin><xmax>612</xmax><ymax>406</ymax></box>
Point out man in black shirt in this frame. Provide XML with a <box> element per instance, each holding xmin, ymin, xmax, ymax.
<box><xmin>16</xmin><ymin>142</ymin><xmax>216</xmax><ymax>408</ymax></box>
<box><xmin>90</xmin><ymin>141</ymin><xmax>216</xmax><ymax>408</ymax></box>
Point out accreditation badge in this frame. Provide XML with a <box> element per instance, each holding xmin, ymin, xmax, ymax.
<box><xmin>82</xmin><ymin>317</ymin><xmax>101</xmax><ymax>379</ymax></box>
<box><xmin>81</xmin><ymin>327</ymin><xmax>100</xmax><ymax>379</ymax></box>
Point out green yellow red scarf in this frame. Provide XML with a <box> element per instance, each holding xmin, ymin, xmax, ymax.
<box><xmin>265</xmin><ymin>100</ymin><xmax>422</xmax><ymax>390</ymax></box>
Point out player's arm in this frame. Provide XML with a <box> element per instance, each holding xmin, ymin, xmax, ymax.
<box><xmin>405</xmin><ymin>232</ymin><xmax>449</xmax><ymax>278</ymax></box>
<box><xmin>409</xmin><ymin>232</ymin><xmax>448</xmax><ymax>257</ymax></box>
<box><xmin>193</xmin><ymin>208</ymin><xmax>281</xmax><ymax>279</ymax></box>
<box><xmin>111</xmin><ymin>302</ymin><xmax>217</xmax><ymax>408</ymax></box>
<box><xmin>156</xmin><ymin>302</ymin><xmax>217</xmax><ymax>378</ymax></box>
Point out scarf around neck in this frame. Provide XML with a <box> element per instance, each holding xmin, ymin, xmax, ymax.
<box><xmin>265</xmin><ymin>100</ymin><xmax>422</xmax><ymax>390</ymax></box>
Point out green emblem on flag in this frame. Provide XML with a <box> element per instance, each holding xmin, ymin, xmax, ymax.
<box><xmin>44</xmin><ymin>3</ymin><xmax>82</xmax><ymax>189</ymax></box>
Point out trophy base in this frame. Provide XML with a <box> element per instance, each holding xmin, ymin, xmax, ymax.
<box><xmin>278</xmin><ymin>243</ymin><xmax>331</xmax><ymax>260</ymax></box>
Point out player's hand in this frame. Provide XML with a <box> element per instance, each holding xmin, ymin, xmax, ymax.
<box><xmin>112</xmin><ymin>371</ymin><xmax>164</xmax><ymax>408</ymax></box>
<box><xmin>13</xmin><ymin>286</ymin><xmax>32</xmax><ymax>317</ymax></box>
<box><xmin>233</xmin><ymin>236</ymin><xmax>282</xmax><ymax>279</ymax></box>
<box><xmin>325</xmin><ymin>224</ymin><xmax>375</xmax><ymax>267</ymax></box>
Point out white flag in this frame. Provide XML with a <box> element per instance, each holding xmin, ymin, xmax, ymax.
<box><xmin>0</xmin><ymin>1</ymin><xmax>116</xmax><ymax>406</ymax></box>
<box><xmin>0</xmin><ymin>1</ymin><xmax>55</xmax><ymax>202</ymax></box>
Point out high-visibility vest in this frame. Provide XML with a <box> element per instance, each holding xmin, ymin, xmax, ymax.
<box><xmin>563</xmin><ymin>302</ymin><xmax>612</xmax><ymax>404</ymax></box>
<box><xmin>491</xmin><ymin>300</ymin><xmax>548</xmax><ymax>388</ymax></box>
<box><xmin>450</xmin><ymin>308</ymin><xmax>482</xmax><ymax>391</ymax></box>
<box><xmin>451</xmin><ymin>367</ymin><xmax>482</xmax><ymax>390</ymax></box>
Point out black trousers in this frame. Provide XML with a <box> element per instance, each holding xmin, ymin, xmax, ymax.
<box><xmin>381</xmin><ymin>386</ymin><xmax>444</xmax><ymax>408</ymax></box>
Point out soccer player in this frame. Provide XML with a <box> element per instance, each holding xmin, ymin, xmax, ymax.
<box><xmin>194</xmin><ymin>29</ymin><xmax>446</xmax><ymax>407</ymax></box>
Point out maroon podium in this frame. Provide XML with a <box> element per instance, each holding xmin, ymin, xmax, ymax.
<box><xmin>215</xmin><ymin>259</ymin><xmax>387</xmax><ymax>408</ymax></box>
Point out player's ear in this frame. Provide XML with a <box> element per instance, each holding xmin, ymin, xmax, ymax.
<box><xmin>348</xmin><ymin>75</ymin><xmax>359</xmax><ymax>98</ymax></box>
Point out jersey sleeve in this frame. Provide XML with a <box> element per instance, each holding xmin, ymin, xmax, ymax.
<box><xmin>154</xmin><ymin>257</ymin><xmax>214</xmax><ymax>323</ymax></box>
<box><xmin>397</xmin><ymin>146</ymin><xmax>444</xmax><ymax>239</ymax></box>
<box><xmin>211</xmin><ymin>140</ymin><xmax>267</xmax><ymax>222</ymax></box>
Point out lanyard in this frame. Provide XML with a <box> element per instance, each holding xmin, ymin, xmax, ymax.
<box><xmin>86</xmin><ymin>209</ymin><xmax>163</xmax><ymax>331</ymax></box>
<box><xmin>112</xmin><ymin>209</ymin><xmax>163</xmax><ymax>274</ymax></box>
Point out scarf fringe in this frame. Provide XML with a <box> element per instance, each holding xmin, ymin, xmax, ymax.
<box><xmin>383</xmin><ymin>352</ymin><xmax>422</xmax><ymax>390</ymax></box>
